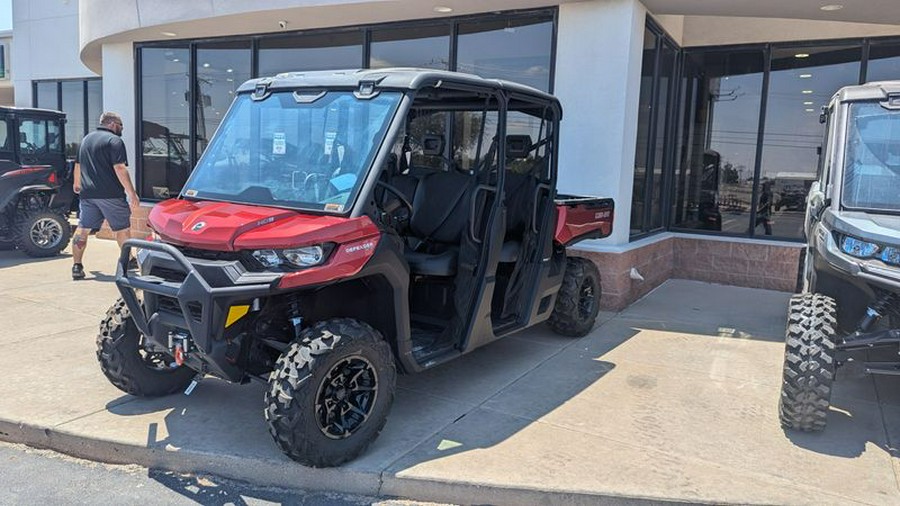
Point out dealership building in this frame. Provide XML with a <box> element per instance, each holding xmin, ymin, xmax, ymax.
<box><xmin>10</xmin><ymin>0</ymin><xmax>900</xmax><ymax>308</ymax></box>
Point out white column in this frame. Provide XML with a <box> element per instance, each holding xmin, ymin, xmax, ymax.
<box><xmin>554</xmin><ymin>0</ymin><xmax>647</xmax><ymax>246</ymax></box>
<box><xmin>100</xmin><ymin>42</ymin><xmax>137</xmax><ymax>180</ymax></box>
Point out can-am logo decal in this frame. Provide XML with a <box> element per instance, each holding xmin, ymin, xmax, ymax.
<box><xmin>344</xmin><ymin>241</ymin><xmax>376</xmax><ymax>254</ymax></box>
<box><xmin>191</xmin><ymin>221</ymin><xmax>206</xmax><ymax>232</ymax></box>
<box><xmin>594</xmin><ymin>211</ymin><xmax>611</xmax><ymax>220</ymax></box>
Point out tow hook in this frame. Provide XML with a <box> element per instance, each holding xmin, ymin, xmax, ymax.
<box><xmin>168</xmin><ymin>331</ymin><xmax>192</xmax><ymax>367</ymax></box>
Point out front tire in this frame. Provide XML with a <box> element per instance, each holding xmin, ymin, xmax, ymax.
<box><xmin>265</xmin><ymin>318</ymin><xmax>396</xmax><ymax>467</ymax></box>
<box><xmin>15</xmin><ymin>210</ymin><xmax>71</xmax><ymax>257</ymax></box>
<box><xmin>779</xmin><ymin>293</ymin><xmax>838</xmax><ymax>431</ymax></box>
<box><xmin>96</xmin><ymin>299</ymin><xmax>195</xmax><ymax>397</ymax></box>
<box><xmin>548</xmin><ymin>257</ymin><xmax>602</xmax><ymax>337</ymax></box>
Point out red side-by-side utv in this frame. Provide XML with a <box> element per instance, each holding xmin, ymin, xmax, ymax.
<box><xmin>96</xmin><ymin>69</ymin><xmax>613</xmax><ymax>467</ymax></box>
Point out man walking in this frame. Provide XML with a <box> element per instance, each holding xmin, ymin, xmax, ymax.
<box><xmin>71</xmin><ymin>112</ymin><xmax>139</xmax><ymax>280</ymax></box>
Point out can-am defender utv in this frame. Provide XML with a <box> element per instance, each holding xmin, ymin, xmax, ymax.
<box><xmin>779</xmin><ymin>81</ymin><xmax>900</xmax><ymax>431</ymax></box>
<box><xmin>0</xmin><ymin>107</ymin><xmax>74</xmax><ymax>257</ymax></box>
<box><xmin>98</xmin><ymin>69</ymin><xmax>614</xmax><ymax>467</ymax></box>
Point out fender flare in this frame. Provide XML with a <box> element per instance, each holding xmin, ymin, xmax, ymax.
<box><xmin>0</xmin><ymin>185</ymin><xmax>57</xmax><ymax>210</ymax></box>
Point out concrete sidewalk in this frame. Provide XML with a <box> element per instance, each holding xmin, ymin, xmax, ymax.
<box><xmin>1</xmin><ymin>241</ymin><xmax>899</xmax><ymax>505</ymax></box>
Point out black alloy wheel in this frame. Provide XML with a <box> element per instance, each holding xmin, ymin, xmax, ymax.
<box><xmin>315</xmin><ymin>356</ymin><xmax>379</xmax><ymax>439</ymax></box>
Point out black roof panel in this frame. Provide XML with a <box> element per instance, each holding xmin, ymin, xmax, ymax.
<box><xmin>236</xmin><ymin>68</ymin><xmax>558</xmax><ymax>105</ymax></box>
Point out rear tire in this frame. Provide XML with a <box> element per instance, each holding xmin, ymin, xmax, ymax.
<box><xmin>15</xmin><ymin>209</ymin><xmax>71</xmax><ymax>257</ymax></box>
<box><xmin>779</xmin><ymin>293</ymin><xmax>838</xmax><ymax>431</ymax></box>
<box><xmin>96</xmin><ymin>299</ymin><xmax>195</xmax><ymax>397</ymax></box>
<box><xmin>265</xmin><ymin>318</ymin><xmax>396</xmax><ymax>467</ymax></box>
<box><xmin>548</xmin><ymin>257</ymin><xmax>602</xmax><ymax>337</ymax></box>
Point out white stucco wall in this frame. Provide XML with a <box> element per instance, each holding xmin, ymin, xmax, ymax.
<box><xmin>100</xmin><ymin>42</ymin><xmax>136</xmax><ymax>178</ymax></box>
<box><xmin>555</xmin><ymin>0</ymin><xmax>646</xmax><ymax>246</ymax></box>
<box><xmin>12</xmin><ymin>0</ymin><xmax>98</xmax><ymax>107</ymax></box>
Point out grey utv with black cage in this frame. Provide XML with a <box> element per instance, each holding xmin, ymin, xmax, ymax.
<box><xmin>780</xmin><ymin>81</ymin><xmax>900</xmax><ymax>431</ymax></box>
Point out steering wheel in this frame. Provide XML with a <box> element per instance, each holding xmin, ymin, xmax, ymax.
<box><xmin>21</xmin><ymin>142</ymin><xmax>37</xmax><ymax>156</ymax></box>
<box><xmin>375</xmin><ymin>181</ymin><xmax>413</xmax><ymax>213</ymax></box>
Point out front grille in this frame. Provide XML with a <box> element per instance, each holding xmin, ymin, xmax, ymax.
<box><xmin>157</xmin><ymin>296</ymin><xmax>202</xmax><ymax>322</ymax></box>
<box><xmin>150</xmin><ymin>266</ymin><xmax>186</xmax><ymax>283</ymax></box>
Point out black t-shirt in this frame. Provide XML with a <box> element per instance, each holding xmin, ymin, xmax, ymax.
<box><xmin>77</xmin><ymin>127</ymin><xmax>129</xmax><ymax>199</ymax></box>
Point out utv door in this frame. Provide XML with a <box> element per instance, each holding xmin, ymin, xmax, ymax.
<box><xmin>491</xmin><ymin>97</ymin><xmax>563</xmax><ymax>335</ymax></box>
<box><xmin>452</xmin><ymin>91</ymin><xmax>508</xmax><ymax>354</ymax></box>
<box><xmin>16</xmin><ymin>113</ymin><xmax>72</xmax><ymax>211</ymax></box>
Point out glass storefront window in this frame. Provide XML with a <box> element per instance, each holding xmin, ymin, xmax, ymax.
<box><xmin>673</xmin><ymin>50</ymin><xmax>765</xmax><ymax>235</ymax></box>
<box><xmin>370</xmin><ymin>25</ymin><xmax>450</xmax><ymax>70</ymax></box>
<box><xmin>258</xmin><ymin>32</ymin><xmax>363</xmax><ymax>76</ymax></box>
<box><xmin>632</xmin><ymin>25</ymin><xmax>678</xmax><ymax>237</ymax></box>
<box><xmin>135</xmin><ymin>10</ymin><xmax>557</xmax><ymax>202</ymax></box>
<box><xmin>140</xmin><ymin>46</ymin><xmax>190</xmax><ymax>200</ymax></box>
<box><xmin>87</xmin><ymin>80</ymin><xmax>103</xmax><ymax>129</ymax></box>
<box><xmin>865</xmin><ymin>42</ymin><xmax>900</xmax><ymax>83</ymax></box>
<box><xmin>33</xmin><ymin>79</ymin><xmax>102</xmax><ymax>157</ymax></box>
<box><xmin>61</xmin><ymin>81</ymin><xmax>85</xmax><ymax>157</ymax></box>
<box><xmin>196</xmin><ymin>41</ymin><xmax>251</xmax><ymax>157</ymax></box>
<box><xmin>650</xmin><ymin>41</ymin><xmax>676</xmax><ymax>230</ymax></box>
<box><xmin>35</xmin><ymin>82</ymin><xmax>57</xmax><ymax>110</ymax></box>
<box><xmin>757</xmin><ymin>45</ymin><xmax>861</xmax><ymax>239</ymax></box>
<box><xmin>631</xmin><ymin>28</ymin><xmax>656</xmax><ymax>235</ymax></box>
<box><xmin>457</xmin><ymin>16</ymin><xmax>553</xmax><ymax>92</ymax></box>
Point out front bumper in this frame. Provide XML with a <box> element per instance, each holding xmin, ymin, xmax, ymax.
<box><xmin>116</xmin><ymin>239</ymin><xmax>279</xmax><ymax>381</ymax></box>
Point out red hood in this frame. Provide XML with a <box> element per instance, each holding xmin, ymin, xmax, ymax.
<box><xmin>149</xmin><ymin>199</ymin><xmax>378</xmax><ymax>251</ymax></box>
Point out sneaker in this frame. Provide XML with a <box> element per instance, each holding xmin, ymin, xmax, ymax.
<box><xmin>72</xmin><ymin>263</ymin><xmax>85</xmax><ymax>280</ymax></box>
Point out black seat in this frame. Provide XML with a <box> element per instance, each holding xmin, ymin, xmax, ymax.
<box><xmin>404</xmin><ymin>170</ymin><xmax>472</xmax><ymax>276</ymax></box>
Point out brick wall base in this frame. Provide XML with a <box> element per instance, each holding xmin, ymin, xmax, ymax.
<box><xmin>574</xmin><ymin>235</ymin><xmax>803</xmax><ymax>311</ymax></box>
<box><xmin>94</xmin><ymin>204</ymin><xmax>152</xmax><ymax>240</ymax></box>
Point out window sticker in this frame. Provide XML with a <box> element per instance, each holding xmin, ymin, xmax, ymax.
<box><xmin>272</xmin><ymin>132</ymin><xmax>286</xmax><ymax>155</ymax></box>
<box><xmin>324</xmin><ymin>203</ymin><xmax>344</xmax><ymax>212</ymax></box>
<box><xmin>184</xmin><ymin>189</ymin><xmax>198</xmax><ymax>197</ymax></box>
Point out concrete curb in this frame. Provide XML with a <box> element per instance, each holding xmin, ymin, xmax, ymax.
<box><xmin>0</xmin><ymin>418</ymin><xmax>679</xmax><ymax>505</ymax></box>
<box><xmin>0</xmin><ymin>418</ymin><xmax>381</xmax><ymax>497</ymax></box>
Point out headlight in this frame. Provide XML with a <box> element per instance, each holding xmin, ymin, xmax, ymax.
<box><xmin>841</xmin><ymin>235</ymin><xmax>880</xmax><ymax>258</ymax></box>
<box><xmin>252</xmin><ymin>249</ymin><xmax>282</xmax><ymax>267</ymax></box>
<box><xmin>282</xmin><ymin>245</ymin><xmax>325</xmax><ymax>267</ymax></box>
<box><xmin>251</xmin><ymin>245</ymin><xmax>330</xmax><ymax>269</ymax></box>
<box><xmin>882</xmin><ymin>246</ymin><xmax>900</xmax><ymax>266</ymax></box>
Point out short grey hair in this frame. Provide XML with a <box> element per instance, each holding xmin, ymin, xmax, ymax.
<box><xmin>99</xmin><ymin>112</ymin><xmax>123</xmax><ymax>126</ymax></box>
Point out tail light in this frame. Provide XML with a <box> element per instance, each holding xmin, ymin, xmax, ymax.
<box><xmin>0</xmin><ymin>166</ymin><xmax>52</xmax><ymax>178</ymax></box>
<box><xmin>47</xmin><ymin>171</ymin><xmax>58</xmax><ymax>184</ymax></box>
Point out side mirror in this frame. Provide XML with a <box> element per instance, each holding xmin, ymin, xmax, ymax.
<box><xmin>819</xmin><ymin>112</ymin><xmax>827</xmax><ymax>125</ymax></box>
<box><xmin>422</xmin><ymin>135</ymin><xmax>444</xmax><ymax>156</ymax></box>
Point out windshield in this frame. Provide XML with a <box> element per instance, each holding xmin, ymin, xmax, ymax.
<box><xmin>842</xmin><ymin>102</ymin><xmax>900</xmax><ymax>213</ymax></box>
<box><xmin>183</xmin><ymin>90</ymin><xmax>401</xmax><ymax>212</ymax></box>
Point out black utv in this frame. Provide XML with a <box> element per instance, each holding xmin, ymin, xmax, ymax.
<box><xmin>0</xmin><ymin>107</ymin><xmax>74</xmax><ymax>257</ymax></box>
<box><xmin>779</xmin><ymin>81</ymin><xmax>900</xmax><ymax>431</ymax></box>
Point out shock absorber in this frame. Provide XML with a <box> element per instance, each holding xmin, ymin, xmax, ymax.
<box><xmin>858</xmin><ymin>292</ymin><xmax>898</xmax><ymax>333</ymax></box>
<box><xmin>285</xmin><ymin>293</ymin><xmax>304</xmax><ymax>340</ymax></box>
